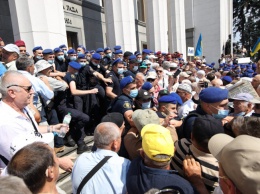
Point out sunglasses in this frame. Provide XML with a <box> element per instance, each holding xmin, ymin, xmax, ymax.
<box><xmin>156</xmin><ymin>70</ymin><xmax>163</xmax><ymax>73</ymax></box>
<box><xmin>7</xmin><ymin>85</ymin><xmax>33</xmax><ymax>93</ymax></box>
<box><xmin>147</xmin><ymin>78</ymin><xmax>155</xmax><ymax>82</ymax></box>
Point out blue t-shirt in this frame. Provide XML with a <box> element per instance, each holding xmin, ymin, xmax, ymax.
<box><xmin>0</xmin><ymin>62</ymin><xmax>6</xmax><ymax>76</ymax></box>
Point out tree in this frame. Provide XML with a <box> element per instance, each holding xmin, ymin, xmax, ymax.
<box><xmin>233</xmin><ymin>0</ymin><xmax>260</xmax><ymax>58</ymax></box>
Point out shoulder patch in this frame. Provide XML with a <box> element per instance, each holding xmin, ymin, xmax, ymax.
<box><xmin>71</xmin><ymin>74</ymin><xmax>75</xmax><ymax>79</ymax></box>
<box><xmin>123</xmin><ymin>102</ymin><xmax>131</xmax><ymax>109</ymax></box>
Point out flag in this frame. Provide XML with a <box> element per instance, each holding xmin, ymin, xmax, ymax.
<box><xmin>250</xmin><ymin>38</ymin><xmax>260</xmax><ymax>56</ymax></box>
<box><xmin>195</xmin><ymin>33</ymin><xmax>202</xmax><ymax>56</ymax></box>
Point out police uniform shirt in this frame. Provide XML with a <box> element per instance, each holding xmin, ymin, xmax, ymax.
<box><xmin>76</xmin><ymin>65</ymin><xmax>95</xmax><ymax>89</ymax></box>
<box><xmin>124</xmin><ymin>70</ymin><xmax>136</xmax><ymax>78</ymax></box>
<box><xmin>87</xmin><ymin>61</ymin><xmax>107</xmax><ymax>86</ymax></box>
<box><xmin>106</xmin><ymin>71</ymin><xmax>121</xmax><ymax>97</ymax></box>
<box><xmin>109</xmin><ymin>94</ymin><xmax>133</xmax><ymax>130</ymax></box>
<box><xmin>55</xmin><ymin>57</ymin><xmax>67</xmax><ymax>72</ymax></box>
<box><xmin>63</xmin><ymin>72</ymin><xmax>77</xmax><ymax>106</ymax></box>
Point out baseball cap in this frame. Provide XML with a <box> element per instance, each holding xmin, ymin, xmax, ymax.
<box><xmin>101</xmin><ymin>113</ymin><xmax>124</xmax><ymax>128</ymax></box>
<box><xmin>132</xmin><ymin>109</ymin><xmax>160</xmax><ymax>132</ymax></box>
<box><xmin>178</xmin><ymin>83</ymin><xmax>192</xmax><ymax>94</ymax></box>
<box><xmin>35</xmin><ymin>60</ymin><xmax>53</xmax><ymax>73</ymax></box>
<box><xmin>179</xmin><ymin>72</ymin><xmax>190</xmax><ymax>78</ymax></box>
<box><xmin>209</xmin><ymin>134</ymin><xmax>260</xmax><ymax>194</ymax></box>
<box><xmin>146</xmin><ymin>72</ymin><xmax>157</xmax><ymax>79</ymax></box>
<box><xmin>136</xmin><ymin>89</ymin><xmax>151</xmax><ymax>101</ymax></box>
<box><xmin>141</xmin><ymin>124</ymin><xmax>174</xmax><ymax>162</ymax></box>
<box><xmin>3</xmin><ymin>44</ymin><xmax>20</xmax><ymax>55</ymax></box>
<box><xmin>229</xmin><ymin>93</ymin><xmax>254</xmax><ymax>102</ymax></box>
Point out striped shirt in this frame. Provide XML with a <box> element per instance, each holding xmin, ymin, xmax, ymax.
<box><xmin>171</xmin><ymin>138</ymin><xmax>219</xmax><ymax>193</ymax></box>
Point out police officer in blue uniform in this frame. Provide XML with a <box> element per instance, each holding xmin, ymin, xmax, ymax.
<box><xmin>108</xmin><ymin>76</ymin><xmax>138</xmax><ymax>158</ymax></box>
<box><xmin>55</xmin><ymin>61</ymin><xmax>98</xmax><ymax>154</ymax></box>
<box><xmin>32</xmin><ymin>46</ymin><xmax>43</xmax><ymax>63</ymax></box>
<box><xmin>102</xmin><ymin>47</ymin><xmax>113</xmax><ymax>67</ymax></box>
<box><xmin>54</xmin><ymin>47</ymin><xmax>67</xmax><ymax>72</ymax></box>
<box><xmin>105</xmin><ymin>58</ymin><xmax>124</xmax><ymax>101</ymax></box>
<box><xmin>124</xmin><ymin>55</ymin><xmax>139</xmax><ymax>78</ymax></box>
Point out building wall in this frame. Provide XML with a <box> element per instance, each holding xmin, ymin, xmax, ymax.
<box><xmin>0</xmin><ymin>0</ymin><xmax>14</xmax><ymax>44</ymax></box>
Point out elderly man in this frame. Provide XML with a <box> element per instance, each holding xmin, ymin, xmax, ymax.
<box><xmin>211</xmin><ymin>78</ymin><xmax>223</xmax><ymax>88</ymax></box>
<box><xmin>177</xmin><ymin>83</ymin><xmax>196</xmax><ymax>118</ymax></box>
<box><xmin>0</xmin><ymin>71</ymin><xmax>72</xmax><ymax>171</ymax></box>
<box><xmin>135</xmin><ymin>72</ymin><xmax>145</xmax><ymax>89</ymax></box>
<box><xmin>229</xmin><ymin>93</ymin><xmax>254</xmax><ymax>116</ymax></box>
<box><xmin>251</xmin><ymin>74</ymin><xmax>260</xmax><ymax>93</ymax></box>
<box><xmin>209</xmin><ymin>134</ymin><xmax>260</xmax><ymax>194</ymax></box>
<box><xmin>72</xmin><ymin>122</ymin><xmax>130</xmax><ymax>194</ymax></box>
<box><xmin>1</xmin><ymin>44</ymin><xmax>20</xmax><ymax>70</ymax></box>
<box><xmin>126</xmin><ymin>124</ymin><xmax>195</xmax><ymax>194</ymax></box>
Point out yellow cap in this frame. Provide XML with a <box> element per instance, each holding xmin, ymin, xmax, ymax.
<box><xmin>141</xmin><ymin>124</ymin><xmax>174</xmax><ymax>162</ymax></box>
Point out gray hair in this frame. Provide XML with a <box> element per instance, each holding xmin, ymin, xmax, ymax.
<box><xmin>162</xmin><ymin>61</ymin><xmax>170</xmax><ymax>70</ymax></box>
<box><xmin>0</xmin><ymin>71</ymin><xmax>24</xmax><ymax>98</ymax></box>
<box><xmin>16</xmin><ymin>56</ymin><xmax>34</xmax><ymax>70</ymax></box>
<box><xmin>0</xmin><ymin>176</ymin><xmax>32</xmax><ymax>194</ymax></box>
<box><xmin>136</xmin><ymin>72</ymin><xmax>145</xmax><ymax>81</ymax></box>
<box><xmin>94</xmin><ymin>122</ymin><xmax>121</xmax><ymax>148</ymax></box>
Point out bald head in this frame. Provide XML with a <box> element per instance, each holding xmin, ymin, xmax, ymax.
<box><xmin>94</xmin><ymin>122</ymin><xmax>121</xmax><ymax>150</ymax></box>
<box><xmin>211</xmin><ymin>78</ymin><xmax>223</xmax><ymax>88</ymax></box>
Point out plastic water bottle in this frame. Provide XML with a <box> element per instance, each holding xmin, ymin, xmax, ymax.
<box><xmin>58</xmin><ymin>113</ymin><xmax>71</xmax><ymax>138</ymax></box>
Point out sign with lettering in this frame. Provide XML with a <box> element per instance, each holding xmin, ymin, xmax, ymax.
<box><xmin>63</xmin><ymin>2</ymin><xmax>82</xmax><ymax>16</ymax></box>
<box><xmin>187</xmin><ymin>47</ymin><xmax>194</xmax><ymax>56</ymax></box>
<box><xmin>64</xmin><ymin>18</ymin><xmax>72</xmax><ymax>25</ymax></box>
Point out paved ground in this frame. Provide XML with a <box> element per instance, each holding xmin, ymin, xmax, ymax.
<box><xmin>57</xmin><ymin>136</ymin><xmax>94</xmax><ymax>194</ymax></box>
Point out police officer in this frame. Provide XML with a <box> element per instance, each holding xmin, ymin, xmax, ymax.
<box><xmin>77</xmin><ymin>45</ymin><xmax>86</xmax><ymax>55</ymax></box>
<box><xmin>102</xmin><ymin>47</ymin><xmax>112</xmax><ymax>67</ymax></box>
<box><xmin>54</xmin><ymin>47</ymin><xmax>67</xmax><ymax>72</ymax></box>
<box><xmin>105</xmin><ymin>58</ymin><xmax>124</xmax><ymax>100</ymax></box>
<box><xmin>32</xmin><ymin>46</ymin><xmax>43</xmax><ymax>63</ymax></box>
<box><xmin>42</xmin><ymin>49</ymin><xmax>55</xmax><ymax>65</ymax></box>
<box><xmin>96</xmin><ymin>48</ymin><xmax>105</xmax><ymax>59</ymax></box>
<box><xmin>124</xmin><ymin>55</ymin><xmax>139</xmax><ymax>78</ymax></box>
<box><xmin>56</xmin><ymin>61</ymin><xmax>98</xmax><ymax>154</ymax></box>
<box><xmin>76</xmin><ymin>53</ymin><xmax>111</xmax><ymax>133</ymax></box>
<box><xmin>108</xmin><ymin>76</ymin><xmax>138</xmax><ymax>158</ymax></box>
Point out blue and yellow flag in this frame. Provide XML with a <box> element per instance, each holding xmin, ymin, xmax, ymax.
<box><xmin>250</xmin><ymin>38</ymin><xmax>260</xmax><ymax>56</ymax></box>
<box><xmin>195</xmin><ymin>33</ymin><xmax>202</xmax><ymax>56</ymax></box>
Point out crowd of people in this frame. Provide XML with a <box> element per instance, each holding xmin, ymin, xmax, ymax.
<box><xmin>0</xmin><ymin>37</ymin><xmax>260</xmax><ymax>194</ymax></box>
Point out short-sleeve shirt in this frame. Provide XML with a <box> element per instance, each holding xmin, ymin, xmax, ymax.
<box><xmin>63</xmin><ymin>72</ymin><xmax>76</xmax><ymax>106</ymax></box>
<box><xmin>106</xmin><ymin>71</ymin><xmax>121</xmax><ymax>97</ymax></box>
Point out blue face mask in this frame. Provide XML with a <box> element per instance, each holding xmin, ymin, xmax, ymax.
<box><xmin>57</xmin><ymin>55</ymin><xmax>64</xmax><ymax>61</ymax></box>
<box><xmin>36</xmin><ymin>56</ymin><xmax>43</xmax><ymax>60</ymax></box>
<box><xmin>212</xmin><ymin>109</ymin><xmax>230</xmax><ymax>119</ymax></box>
<box><xmin>142</xmin><ymin>101</ymin><xmax>151</xmax><ymax>109</ymax></box>
<box><xmin>77</xmin><ymin>52</ymin><xmax>82</xmax><ymax>55</ymax></box>
<box><xmin>117</xmin><ymin>68</ymin><xmax>124</xmax><ymax>74</ymax></box>
<box><xmin>48</xmin><ymin>60</ymin><xmax>54</xmax><ymax>64</ymax></box>
<box><xmin>63</xmin><ymin>51</ymin><xmax>67</xmax><ymax>56</ymax></box>
<box><xmin>70</xmin><ymin>56</ymin><xmax>77</xmax><ymax>61</ymax></box>
<box><xmin>129</xmin><ymin>89</ymin><xmax>138</xmax><ymax>98</ymax></box>
<box><xmin>145</xmin><ymin>55</ymin><xmax>149</xmax><ymax>60</ymax></box>
<box><xmin>92</xmin><ymin>62</ymin><xmax>99</xmax><ymax>66</ymax></box>
<box><xmin>74</xmin><ymin>72</ymin><xmax>78</xmax><ymax>75</ymax></box>
<box><xmin>106</xmin><ymin>53</ymin><xmax>112</xmax><ymax>58</ymax></box>
<box><xmin>80</xmin><ymin>62</ymin><xmax>86</xmax><ymax>67</ymax></box>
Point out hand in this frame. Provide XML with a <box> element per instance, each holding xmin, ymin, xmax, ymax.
<box><xmin>183</xmin><ymin>155</ymin><xmax>202</xmax><ymax>181</ymax></box>
<box><xmin>91</xmin><ymin>88</ymin><xmax>98</xmax><ymax>94</ymax></box>
<box><xmin>58</xmin><ymin>156</ymin><xmax>74</xmax><ymax>172</ymax></box>
<box><xmin>52</xmin><ymin>123</ymin><xmax>69</xmax><ymax>134</ymax></box>
<box><xmin>103</xmin><ymin>78</ymin><xmax>113</xmax><ymax>85</ymax></box>
<box><xmin>169</xmin><ymin>119</ymin><xmax>182</xmax><ymax>127</ymax></box>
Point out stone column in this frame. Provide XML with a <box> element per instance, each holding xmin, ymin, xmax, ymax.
<box><xmin>8</xmin><ymin>0</ymin><xmax>67</xmax><ymax>53</ymax></box>
<box><xmin>144</xmin><ymin>0</ymin><xmax>168</xmax><ymax>52</ymax></box>
<box><xmin>168</xmin><ymin>0</ymin><xmax>187</xmax><ymax>59</ymax></box>
<box><xmin>104</xmin><ymin>0</ymin><xmax>137</xmax><ymax>52</ymax></box>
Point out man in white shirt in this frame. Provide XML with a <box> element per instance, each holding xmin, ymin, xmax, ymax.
<box><xmin>176</xmin><ymin>83</ymin><xmax>196</xmax><ymax>119</ymax></box>
<box><xmin>0</xmin><ymin>71</ymin><xmax>72</xmax><ymax>171</ymax></box>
